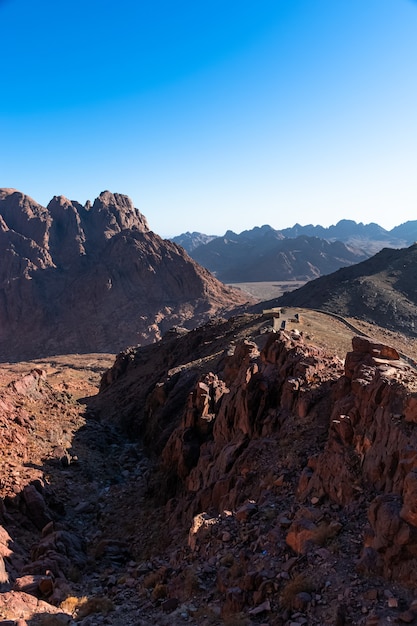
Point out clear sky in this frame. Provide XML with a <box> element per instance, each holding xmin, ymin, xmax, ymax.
<box><xmin>1</xmin><ymin>0</ymin><xmax>416</xmax><ymax>237</ymax></box>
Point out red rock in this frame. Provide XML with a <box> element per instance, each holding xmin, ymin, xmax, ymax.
<box><xmin>398</xmin><ymin>610</ymin><xmax>416</xmax><ymax>623</ymax></box>
<box><xmin>405</xmin><ymin>394</ymin><xmax>417</xmax><ymax>423</ymax></box>
<box><xmin>351</xmin><ymin>336</ymin><xmax>400</xmax><ymax>361</ymax></box>
<box><xmin>9</xmin><ymin>369</ymin><xmax>46</xmax><ymax>397</ymax></box>
<box><xmin>188</xmin><ymin>513</ymin><xmax>218</xmax><ymax>551</ymax></box>
<box><xmin>400</xmin><ymin>468</ymin><xmax>417</xmax><ymax>526</ymax></box>
<box><xmin>0</xmin><ymin>556</ymin><xmax>8</xmax><ymax>584</ymax></box>
<box><xmin>13</xmin><ymin>574</ymin><xmax>54</xmax><ymax>597</ymax></box>
<box><xmin>286</xmin><ymin>521</ymin><xmax>315</xmax><ymax>555</ymax></box>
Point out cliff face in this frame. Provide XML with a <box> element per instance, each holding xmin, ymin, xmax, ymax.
<box><xmin>0</xmin><ymin>189</ymin><xmax>249</xmax><ymax>360</ymax></box>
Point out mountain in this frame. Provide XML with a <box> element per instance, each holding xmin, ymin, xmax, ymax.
<box><xmin>0</xmin><ymin>189</ymin><xmax>250</xmax><ymax>361</ymax></box>
<box><xmin>170</xmin><ymin>231</ymin><xmax>217</xmax><ymax>253</ymax></box>
<box><xmin>280</xmin><ymin>219</ymin><xmax>417</xmax><ymax>255</ymax></box>
<box><xmin>390</xmin><ymin>220</ymin><xmax>417</xmax><ymax>243</ymax></box>
<box><xmin>172</xmin><ymin>219</ymin><xmax>417</xmax><ymax>281</ymax></box>
<box><xmin>190</xmin><ymin>228</ymin><xmax>367</xmax><ymax>282</ymax></box>
<box><xmin>275</xmin><ymin>243</ymin><xmax>417</xmax><ymax>337</ymax></box>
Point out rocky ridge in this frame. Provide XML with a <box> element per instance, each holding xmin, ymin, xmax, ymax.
<box><xmin>0</xmin><ymin>188</ymin><xmax>249</xmax><ymax>361</ymax></box>
<box><xmin>173</xmin><ymin>219</ymin><xmax>417</xmax><ymax>258</ymax></box>
<box><xmin>1</xmin><ymin>312</ymin><xmax>417</xmax><ymax>624</ymax></box>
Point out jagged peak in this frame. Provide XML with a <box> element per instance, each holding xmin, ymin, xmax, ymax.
<box><xmin>92</xmin><ymin>191</ymin><xmax>150</xmax><ymax>232</ymax></box>
<box><xmin>47</xmin><ymin>195</ymin><xmax>78</xmax><ymax>209</ymax></box>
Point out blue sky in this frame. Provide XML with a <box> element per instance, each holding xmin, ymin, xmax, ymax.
<box><xmin>1</xmin><ymin>0</ymin><xmax>417</xmax><ymax>237</ymax></box>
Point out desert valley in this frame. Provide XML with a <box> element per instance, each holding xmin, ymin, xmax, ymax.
<box><xmin>1</xmin><ymin>188</ymin><xmax>417</xmax><ymax>626</ymax></box>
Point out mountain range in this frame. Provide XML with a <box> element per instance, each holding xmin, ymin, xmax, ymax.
<box><xmin>172</xmin><ymin>220</ymin><xmax>417</xmax><ymax>282</ymax></box>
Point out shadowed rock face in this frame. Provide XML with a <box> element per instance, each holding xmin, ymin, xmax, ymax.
<box><xmin>0</xmin><ymin>189</ymin><xmax>249</xmax><ymax>360</ymax></box>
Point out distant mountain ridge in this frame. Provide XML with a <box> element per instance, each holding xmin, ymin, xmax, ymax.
<box><xmin>171</xmin><ymin>219</ymin><xmax>417</xmax><ymax>282</ymax></box>
<box><xmin>0</xmin><ymin>189</ymin><xmax>249</xmax><ymax>360</ymax></box>
<box><xmin>171</xmin><ymin>231</ymin><xmax>217</xmax><ymax>252</ymax></box>
<box><xmin>192</xmin><ymin>231</ymin><xmax>367</xmax><ymax>282</ymax></box>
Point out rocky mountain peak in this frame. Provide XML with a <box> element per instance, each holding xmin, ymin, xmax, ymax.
<box><xmin>0</xmin><ymin>188</ymin><xmax>250</xmax><ymax>360</ymax></box>
<box><xmin>92</xmin><ymin>190</ymin><xmax>149</xmax><ymax>233</ymax></box>
<box><xmin>0</xmin><ymin>188</ymin><xmax>51</xmax><ymax>249</ymax></box>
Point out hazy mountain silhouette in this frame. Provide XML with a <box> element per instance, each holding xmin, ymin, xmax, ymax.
<box><xmin>172</xmin><ymin>220</ymin><xmax>417</xmax><ymax>282</ymax></box>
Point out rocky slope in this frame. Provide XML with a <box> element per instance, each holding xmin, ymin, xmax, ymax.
<box><xmin>92</xmin><ymin>310</ymin><xmax>417</xmax><ymax>624</ymax></box>
<box><xmin>1</xmin><ymin>311</ymin><xmax>417</xmax><ymax>624</ymax></box>
<box><xmin>0</xmin><ymin>189</ymin><xmax>249</xmax><ymax>361</ymax></box>
<box><xmin>276</xmin><ymin>243</ymin><xmax>417</xmax><ymax>337</ymax></box>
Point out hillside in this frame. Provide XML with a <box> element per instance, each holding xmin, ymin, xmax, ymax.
<box><xmin>275</xmin><ymin>243</ymin><xmax>417</xmax><ymax>337</ymax></box>
<box><xmin>0</xmin><ymin>189</ymin><xmax>250</xmax><ymax>361</ymax></box>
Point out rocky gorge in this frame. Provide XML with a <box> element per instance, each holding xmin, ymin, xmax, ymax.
<box><xmin>1</xmin><ymin>310</ymin><xmax>417</xmax><ymax>624</ymax></box>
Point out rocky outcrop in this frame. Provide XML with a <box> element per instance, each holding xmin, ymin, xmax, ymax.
<box><xmin>47</xmin><ymin>195</ymin><xmax>87</xmax><ymax>266</ymax></box>
<box><xmin>94</xmin><ymin>317</ymin><xmax>417</xmax><ymax>621</ymax></box>
<box><xmin>0</xmin><ymin>188</ymin><xmax>51</xmax><ymax>250</ymax></box>
<box><xmin>160</xmin><ymin>329</ymin><xmax>343</xmax><ymax>524</ymax></box>
<box><xmin>297</xmin><ymin>336</ymin><xmax>417</xmax><ymax>586</ymax></box>
<box><xmin>0</xmin><ymin>368</ymin><xmax>81</xmax><ymax>624</ymax></box>
<box><xmin>0</xmin><ymin>188</ymin><xmax>250</xmax><ymax>360</ymax></box>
